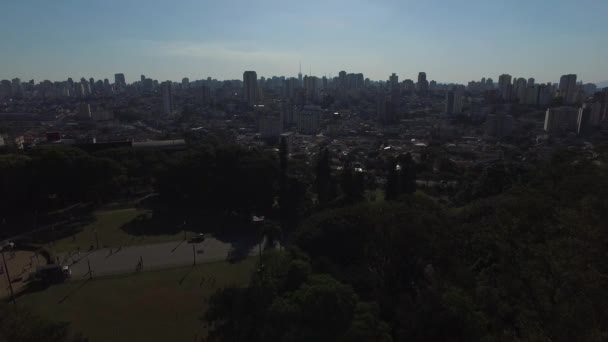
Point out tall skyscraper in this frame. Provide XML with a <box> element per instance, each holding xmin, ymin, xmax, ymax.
<box><xmin>389</xmin><ymin>73</ymin><xmax>399</xmax><ymax>89</ymax></box>
<box><xmin>80</xmin><ymin>78</ymin><xmax>91</xmax><ymax>96</ymax></box>
<box><xmin>243</xmin><ymin>71</ymin><xmax>258</xmax><ymax>105</ymax></box>
<box><xmin>559</xmin><ymin>74</ymin><xmax>577</xmax><ymax>104</ymax></box>
<box><xmin>417</xmin><ymin>72</ymin><xmax>428</xmax><ymax>93</ymax></box>
<box><xmin>304</xmin><ymin>75</ymin><xmax>319</xmax><ymax>101</ymax></box>
<box><xmin>161</xmin><ymin>81</ymin><xmax>174</xmax><ymax>115</ymax></box>
<box><xmin>389</xmin><ymin>73</ymin><xmax>399</xmax><ymax>102</ymax></box>
<box><xmin>296</xmin><ymin>105</ymin><xmax>322</xmax><ymax>134</ymax></box>
<box><xmin>498</xmin><ymin>74</ymin><xmax>512</xmax><ymax>101</ymax></box>
<box><xmin>544</xmin><ymin>106</ymin><xmax>579</xmax><ymax>133</ymax></box>
<box><xmin>182</xmin><ymin>77</ymin><xmax>190</xmax><ymax>89</ymax></box>
<box><xmin>78</xmin><ymin>103</ymin><xmax>91</xmax><ymax>119</ymax></box>
<box><xmin>527</xmin><ymin>78</ymin><xmax>535</xmax><ymax>87</ymax></box>
<box><xmin>0</xmin><ymin>80</ymin><xmax>13</xmax><ymax>99</ymax></box>
<box><xmin>515</xmin><ymin>78</ymin><xmax>527</xmax><ymax>102</ymax></box>
<box><xmin>486</xmin><ymin>114</ymin><xmax>513</xmax><ymax>137</ymax></box>
<box><xmin>11</xmin><ymin>78</ymin><xmax>21</xmax><ymax>97</ymax></box>
<box><xmin>141</xmin><ymin>75</ymin><xmax>146</xmax><ymax>82</ymax></box>
<box><xmin>283</xmin><ymin>78</ymin><xmax>296</xmax><ymax>100</ymax></box>
<box><xmin>445</xmin><ymin>89</ymin><xmax>463</xmax><ymax>115</ymax></box>
<box><xmin>298</xmin><ymin>62</ymin><xmax>303</xmax><ymax>88</ymax></box>
<box><xmin>576</xmin><ymin>104</ymin><xmax>592</xmax><ymax>136</ymax></box>
<box><xmin>114</xmin><ymin>73</ymin><xmax>126</xmax><ymax>93</ymax></box>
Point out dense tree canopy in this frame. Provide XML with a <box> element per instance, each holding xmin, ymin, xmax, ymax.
<box><xmin>208</xmin><ymin>148</ymin><xmax>608</xmax><ymax>342</ymax></box>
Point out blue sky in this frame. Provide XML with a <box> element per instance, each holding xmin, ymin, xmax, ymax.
<box><xmin>1</xmin><ymin>0</ymin><xmax>607</xmax><ymax>84</ymax></box>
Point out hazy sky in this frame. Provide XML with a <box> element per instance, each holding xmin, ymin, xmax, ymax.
<box><xmin>1</xmin><ymin>0</ymin><xmax>607</xmax><ymax>84</ymax></box>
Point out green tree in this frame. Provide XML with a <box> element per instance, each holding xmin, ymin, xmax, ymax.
<box><xmin>315</xmin><ymin>148</ymin><xmax>333</xmax><ymax>205</ymax></box>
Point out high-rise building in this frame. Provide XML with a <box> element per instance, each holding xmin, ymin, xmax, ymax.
<box><xmin>283</xmin><ymin>78</ymin><xmax>296</xmax><ymax>100</ymax></box>
<box><xmin>298</xmin><ymin>62</ymin><xmax>303</xmax><ymax>88</ymax></box>
<box><xmin>577</xmin><ymin>104</ymin><xmax>593</xmax><ymax>136</ymax></box>
<box><xmin>486</xmin><ymin>114</ymin><xmax>513</xmax><ymax>137</ymax></box>
<box><xmin>538</xmin><ymin>84</ymin><xmax>552</xmax><ymax>107</ymax></box>
<box><xmin>80</xmin><ymin>78</ymin><xmax>91</xmax><ymax>96</ymax></box>
<box><xmin>525</xmin><ymin>85</ymin><xmax>540</xmax><ymax>106</ymax></box>
<box><xmin>582</xmin><ymin>83</ymin><xmax>597</xmax><ymax>96</ymax></box>
<box><xmin>161</xmin><ymin>81</ymin><xmax>174</xmax><ymax>115</ymax></box>
<box><xmin>389</xmin><ymin>73</ymin><xmax>399</xmax><ymax>101</ymax></box>
<box><xmin>402</xmin><ymin>79</ymin><xmax>415</xmax><ymax>92</ymax></box>
<box><xmin>11</xmin><ymin>78</ymin><xmax>22</xmax><ymax>97</ymax></box>
<box><xmin>515</xmin><ymin>78</ymin><xmax>527</xmax><ymax>102</ymax></box>
<box><xmin>182</xmin><ymin>77</ymin><xmax>190</xmax><ymax>89</ymax></box>
<box><xmin>389</xmin><ymin>73</ymin><xmax>399</xmax><ymax>89</ymax></box>
<box><xmin>74</xmin><ymin>83</ymin><xmax>85</xmax><ymax>97</ymax></box>
<box><xmin>281</xmin><ymin>101</ymin><xmax>295</xmax><ymax>127</ymax></box>
<box><xmin>417</xmin><ymin>72</ymin><xmax>428</xmax><ymax>93</ymax></box>
<box><xmin>259</xmin><ymin>115</ymin><xmax>283</xmax><ymax>140</ymax></box>
<box><xmin>559</xmin><ymin>74</ymin><xmax>577</xmax><ymax>104</ymax></box>
<box><xmin>296</xmin><ymin>105</ymin><xmax>322</xmax><ymax>134</ymax></box>
<box><xmin>103</xmin><ymin>79</ymin><xmax>111</xmax><ymax>94</ymax></box>
<box><xmin>200</xmin><ymin>86</ymin><xmax>211</xmax><ymax>105</ymax></box>
<box><xmin>544</xmin><ymin>106</ymin><xmax>579</xmax><ymax>133</ymax></box>
<box><xmin>445</xmin><ymin>89</ymin><xmax>463</xmax><ymax>115</ymax></box>
<box><xmin>486</xmin><ymin>78</ymin><xmax>494</xmax><ymax>89</ymax></box>
<box><xmin>243</xmin><ymin>71</ymin><xmax>258</xmax><ymax>105</ymax></box>
<box><xmin>338</xmin><ymin>71</ymin><xmax>347</xmax><ymax>93</ymax></box>
<box><xmin>304</xmin><ymin>75</ymin><xmax>319</xmax><ymax>101</ymax></box>
<box><xmin>0</xmin><ymin>80</ymin><xmax>13</xmax><ymax>99</ymax></box>
<box><xmin>78</xmin><ymin>103</ymin><xmax>91</xmax><ymax>119</ymax></box>
<box><xmin>590</xmin><ymin>102</ymin><xmax>603</xmax><ymax>126</ymax></box>
<box><xmin>377</xmin><ymin>92</ymin><xmax>396</xmax><ymax>125</ymax></box>
<box><xmin>89</xmin><ymin>78</ymin><xmax>95</xmax><ymax>93</ymax></box>
<box><xmin>527</xmin><ymin>78</ymin><xmax>535</xmax><ymax>87</ymax></box>
<box><xmin>498</xmin><ymin>74</ymin><xmax>512</xmax><ymax>101</ymax></box>
<box><xmin>114</xmin><ymin>73</ymin><xmax>127</xmax><ymax>93</ymax></box>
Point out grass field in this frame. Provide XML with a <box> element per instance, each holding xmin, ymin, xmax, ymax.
<box><xmin>17</xmin><ymin>258</ymin><xmax>257</xmax><ymax>342</ymax></box>
<box><xmin>50</xmin><ymin>208</ymin><xmax>195</xmax><ymax>254</ymax></box>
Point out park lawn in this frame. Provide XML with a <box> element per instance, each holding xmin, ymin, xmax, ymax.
<box><xmin>50</xmin><ymin>208</ymin><xmax>194</xmax><ymax>254</ymax></box>
<box><xmin>17</xmin><ymin>258</ymin><xmax>257</xmax><ymax>342</ymax></box>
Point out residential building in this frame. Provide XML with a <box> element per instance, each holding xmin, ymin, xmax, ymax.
<box><xmin>114</xmin><ymin>73</ymin><xmax>127</xmax><ymax>93</ymax></box>
<box><xmin>577</xmin><ymin>104</ymin><xmax>592</xmax><ymax>136</ymax></box>
<box><xmin>559</xmin><ymin>74</ymin><xmax>577</xmax><ymax>104</ymax></box>
<box><xmin>486</xmin><ymin>113</ymin><xmax>513</xmax><ymax>137</ymax></box>
<box><xmin>78</xmin><ymin>103</ymin><xmax>91</xmax><ymax>119</ymax></box>
<box><xmin>498</xmin><ymin>74</ymin><xmax>512</xmax><ymax>101</ymax></box>
<box><xmin>296</xmin><ymin>105</ymin><xmax>322</xmax><ymax>134</ymax></box>
<box><xmin>445</xmin><ymin>89</ymin><xmax>463</xmax><ymax>115</ymax></box>
<box><xmin>259</xmin><ymin>115</ymin><xmax>283</xmax><ymax>140</ymax></box>
<box><xmin>544</xmin><ymin>106</ymin><xmax>579</xmax><ymax>133</ymax></box>
<box><xmin>243</xmin><ymin>71</ymin><xmax>258</xmax><ymax>105</ymax></box>
<box><xmin>161</xmin><ymin>81</ymin><xmax>174</xmax><ymax>115</ymax></box>
<box><xmin>417</xmin><ymin>72</ymin><xmax>428</xmax><ymax>93</ymax></box>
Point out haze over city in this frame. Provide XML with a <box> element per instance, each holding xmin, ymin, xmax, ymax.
<box><xmin>1</xmin><ymin>0</ymin><xmax>607</xmax><ymax>84</ymax></box>
<box><xmin>2</xmin><ymin>1</ymin><xmax>608</xmax><ymax>342</ymax></box>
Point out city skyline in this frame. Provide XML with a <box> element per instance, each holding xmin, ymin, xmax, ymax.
<box><xmin>2</xmin><ymin>0</ymin><xmax>607</xmax><ymax>84</ymax></box>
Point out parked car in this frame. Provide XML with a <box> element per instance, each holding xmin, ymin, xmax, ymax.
<box><xmin>187</xmin><ymin>233</ymin><xmax>206</xmax><ymax>243</ymax></box>
<box><xmin>31</xmin><ymin>264</ymin><xmax>71</xmax><ymax>285</ymax></box>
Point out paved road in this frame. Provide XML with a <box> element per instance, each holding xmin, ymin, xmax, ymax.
<box><xmin>61</xmin><ymin>236</ymin><xmax>260</xmax><ymax>278</ymax></box>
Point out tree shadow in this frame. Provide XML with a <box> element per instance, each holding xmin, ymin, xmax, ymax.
<box><xmin>121</xmin><ymin>202</ymin><xmax>261</xmax><ymax>262</ymax></box>
<box><xmin>21</xmin><ymin>215</ymin><xmax>96</xmax><ymax>245</ymax></box>
<box><xmin>120</xmin><ymin>210</ymin><xmax>189</xmax><ymax>236</ymax></box>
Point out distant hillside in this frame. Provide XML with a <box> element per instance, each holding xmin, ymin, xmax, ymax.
<box><xmin>596</xmin><ymin>81</ymin><xmax>608</xmax><ymax>89</ymax></box>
